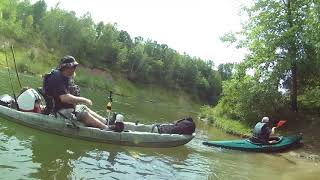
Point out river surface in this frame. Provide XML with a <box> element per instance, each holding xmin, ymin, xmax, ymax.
<box><xmin>0</xmin><ymin>89</ymin><xmax>319</xmax><ymax>180</ymax></box>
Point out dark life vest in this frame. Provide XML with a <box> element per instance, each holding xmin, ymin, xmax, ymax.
<box><xmin>252</xmin><ymin>122</ymin><xmax>271</xmax><ymax>143</ymax></box>
<box><xmin>159</xmin><ymin>117</ymin><xmax>196</xmax><ymax>135</ymax></box>
<box><xmin>42</xmin><ymin>69</ymin><xmax>81</xmax><ymax>114</ymax></box>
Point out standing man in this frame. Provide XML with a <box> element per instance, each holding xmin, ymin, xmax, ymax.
<box><xmin>44</xmin><ymin>55</ymin><xmax>108</xmax><ymax>129</ymax></box>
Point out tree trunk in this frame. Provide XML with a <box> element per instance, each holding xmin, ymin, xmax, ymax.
<box><xmin>291</xmin><ymin>60</ymin><xmax>298</xmax><ymax>112</ymax></box>
<box><xmin>287</xmin><ymin>0</ymin><xmax>298</xmax><ymax>112</ymax></box>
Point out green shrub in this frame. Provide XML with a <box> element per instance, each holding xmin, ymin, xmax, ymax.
<box><xmin>28</xmin><ymin>48</ymin><xmax>37</xmax><ymax>62</ymax></box>
<box><xmin>199</xmin><ymin>104</ymin><xmax>252</xmax><ymax>136</ymax></box>
<box><xmin>298</xmin><ymin>86</ymin><xmax>320</xmax><ymax>113</ymax></box>
<box><xmin>17</xmin><ymin>61</ymin><xmax>29</xmax><ymax>73</ymax></box>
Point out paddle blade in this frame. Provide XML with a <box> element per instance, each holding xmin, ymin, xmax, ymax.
<box><xmin>277</xmin><ymin>120</ymin><xmax>287</xmax><ymax>128</ymax></box>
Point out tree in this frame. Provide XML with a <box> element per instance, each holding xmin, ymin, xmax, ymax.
<box><xmin>118</xmin><ymin>30</ymin><xmax>133</xmax><ymax>49</ymax></box>
<box><xmin>241</xmin><ymin>0</ymin><xmax>314</xmax><ymax>112</ymax></box>
<box><xmin>0</xmin><ymin>1</ymin><xmax>225</xmax><ymax>104</ymax></box>
<box><xmin>218</xmin><ymin>63</ymin><xmax>235</xmax><ymax>81</ymax></box>
<box><xmin>215</xmin><ymin>0</ymin><xmax>320</xmax><ymax>122</ymax></box>
<box><xmin>31</xmin><ymin>0</ymin><xmax>46</xmax><ymax>29</ymax></box>
<box><xmin>24</xmin><ymin>14</ymin><xmax>33</xmax><ymax>29</ymax></box>
<box><xmin>95</xmin><ymin>21</ymin><xmax>104</xmax><ymax>40</ymax></box>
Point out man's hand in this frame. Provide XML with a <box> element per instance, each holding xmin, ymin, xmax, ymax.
<box><xmin>83</xmin><ymin>98</ymin><xmax>92</xmax><ymax>106</ymax></box>
<box><xmin>271</xmin><ymin>127</ymin><xmax>277</xmax><ymax>135</ymax></box>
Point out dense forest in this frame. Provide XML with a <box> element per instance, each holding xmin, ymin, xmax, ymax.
<box><xmin>212</xmin><ymin>0</ymin><xmax>320</xmax><ymax>125</ymax></box>
<box><xmin>0</xmin><ymin>0</ymin><xmax>233</xmax><ymax>105</ymax></box>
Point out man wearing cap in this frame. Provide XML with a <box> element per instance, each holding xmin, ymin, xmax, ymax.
<box><xmin>251</xmin><ymin>117</ymin><xmax>277</xmax><ymax>143</ymax></box>
<box><xmin>44</xmin><ymin>55</ymin><xmax>108</xmax><ymax>129</ymax></box>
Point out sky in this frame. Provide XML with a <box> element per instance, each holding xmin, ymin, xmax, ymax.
<box><xmin>39</xmin><ymin>0</ymin><xmax>250</xmax><ymax>65</ymax></box>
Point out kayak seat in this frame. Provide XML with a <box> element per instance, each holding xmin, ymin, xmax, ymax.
<box><xmin>268</xmin><ymin>136</ymin><xmax>283</xmax><ymax>144</ymax></box>
<box><xmin>37</xmin><ymin>87</ymin><xmax>55</xmax><ymax>115</ymax></box>
<box><xmin>247</xmin><ymin>136</ymin><xmax>283</xmax><ymax>145</ymax></box>
<box><xmin>151</xmin><ymin>124</ymin><xmax>161</xmax><ymax>133</ymax></box>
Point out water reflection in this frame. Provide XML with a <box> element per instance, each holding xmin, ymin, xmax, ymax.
<box><xmin>67</xmin><ymin>145</ymin><xmax>201</xmax><ymax>179</ymax></box>
<box><xmin>2</xmin><ymin>87</ymin><xmax>320</xmax><ymax>180</ymax></box>
<box><xmin>0</xmin><ymin>121</ymin><xmax>39</xmax><ymax>179</ymax></box>
<box><xmin>21</xmin><ymin>125</ymin><xmax>203</xmax><ymax>179</ymax></box>
<box><xmin>1</xmin><ymin>117</ymin><xmax>320</xmax><ymax>180</ymax></box>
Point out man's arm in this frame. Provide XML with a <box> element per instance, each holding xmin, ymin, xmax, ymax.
<box><xmin>59</xmin><ymin>93</ymin><xmax>92</xmax><ymax>106</ymax></box>
<box><xmin>270</xmin><ymin>127</ymin><xmax>276</xmax><ymax>135</ymax></box>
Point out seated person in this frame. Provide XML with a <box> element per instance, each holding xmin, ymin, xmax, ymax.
<box><xmin>251</xmin><ymin>117</ymin><xmax>277</xmax><ymax>144</ymax></box>
<box><xmin>17</xmin><ymin>87</ymin><xmax>43</xmax><ymax>113</ymax></box>
<box><xmin>43</xmin><ymin>55</ymin><xmax>108</xmax><ymax>129</ymax></box>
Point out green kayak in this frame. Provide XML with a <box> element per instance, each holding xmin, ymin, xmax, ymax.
<box><xmin>203</xmin><ymin>135</ymin><xmax>302</xmax><ymax>152</ymax></box>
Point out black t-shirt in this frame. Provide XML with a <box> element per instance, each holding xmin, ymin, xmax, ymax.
<box><xmin>45</xmin><ymin>70</ymin><xmax>74</xmax><ymax>111</ymax></box>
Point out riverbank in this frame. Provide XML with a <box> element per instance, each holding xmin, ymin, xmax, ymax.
<box><xmin>0</xmin><ymin>42</ymin><xmax>201</xmax><ymax>113</ymax></box>
<box><xmin>199</xmin><ymin>105</ymin><xmax>252</xmax><ymax>137</ymax></box>
<box><xmin>0</xmin><ymin>65</ymin><xmax>200</xmax><ymax>120</ymax></box>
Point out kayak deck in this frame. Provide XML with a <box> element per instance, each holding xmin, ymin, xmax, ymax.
<box><xmin>203</xmin><ymin>135</ymin><xmax>302</xmax><ymax>152</ymax></box>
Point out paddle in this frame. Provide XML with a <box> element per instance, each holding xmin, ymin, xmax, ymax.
<box><xmin>276</xmin><ymin>120</ymin><xmax>287</xmax><ymax>128</ymax></box>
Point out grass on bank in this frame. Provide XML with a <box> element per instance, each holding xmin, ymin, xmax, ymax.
<box><xmin>0</xmin><ymin>42</ymin><xmax>200</xmax><ymax>123</ymax></box>
<box><xmin>0</xmin><ymin>66</ymin><xmax>198</xmax><ymax>108</ymax></box>
<box><xmin>0</xmin><ymin>45</ymin><xmax>198</xmax><ymax>107</ymax></box>
<box><xmin>199</xmin><ymin>105</ymin><xmax>252</xmax><ymax>137</ymax></box>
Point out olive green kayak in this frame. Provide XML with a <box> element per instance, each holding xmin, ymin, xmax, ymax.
<box><xmin>203</xmin><ymin>135</ymin><xmax>302</xmax><ymax>152</ymax></box>
<box><xmin>0</xmin><ymin>105</ymin><xmax>194</xmax><ymax>148</ymax></box>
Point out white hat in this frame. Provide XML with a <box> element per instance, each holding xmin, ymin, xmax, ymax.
<box><xmin>261</xmin><ymin>117</ymin><xmax>269</xmax><ymax>123</ymax></box>
<box><xmin>115</xmin><ymin>114</ymin><xmax>124</xmax><ymax>123</ymax></box>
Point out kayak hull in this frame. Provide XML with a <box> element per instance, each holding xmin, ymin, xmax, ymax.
<box><xmin>203</xmin><ymin>135</ymin><xmax>302</xmax><ymax>152</ymax></box>
<box><xmin>0</xmin><ymin>105</ymin><xmax>194</xmax><ymax>148</ymax></box>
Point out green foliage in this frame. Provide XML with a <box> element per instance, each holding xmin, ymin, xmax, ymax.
<box><xmin>31</xmin><ymin>0</ymin><xmax>46</xmax><ymax>28</ymax></box>
<box><xmin>76</xmin><ymin>67</ymin><xmax>114</xmax><ymax>90</ymax></box>
<box><xmin>218</xmin><ymin>70</ymin><xmax>284</xmax><ymax>123</ymax></box>
<box><xmin>218</xmin><ymin>63</ymin><xmax>235</xmax><ymax>81</ymax></box>
<box><xmin>220</xmin><ymin>32</ymin><xmax>237</xmax><ymax>44</ymax></box>
<box><xmin>28</xmin><ymin>48</ymin><xmax>36</xmax><ymax>61</ymax></box>
<box><xmin>16</xmin><ymin>61</ymin><xmax>29</xmax><ymax>73</ymax></box>
<box><xmin>213</xmin><ymin>0</ymin><xmax>320</xmax><ymax>127</ymax></box>
<box><xmin>298</xmin><ymin>85</ymin><xmax>320</xmax><ymax>113</ymax></box>
<box><xmin>199</xmin><ymin>105</ymin><xmax>252</xmax><ymax>136</ymax></box>
<box><xmin>24</xmin><ymin>15</ymin><xmax>33</xmax><ymax>29</ymax></box>
<box><xmin>0</xmin><ymin>0</ymin><xmax>227</xmax><ymax>105</ymax></box>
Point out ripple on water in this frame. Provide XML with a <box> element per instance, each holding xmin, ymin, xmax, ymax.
<box><xmin>0</xmin><ymin>133</ymin><xmax>40</xmax><ymax>179</ymax></box>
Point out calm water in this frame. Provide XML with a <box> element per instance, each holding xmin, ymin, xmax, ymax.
<box><xmin>0</xmin><ymin>89</ymin><xmax>319</xmax><ymax>179</ymax></box>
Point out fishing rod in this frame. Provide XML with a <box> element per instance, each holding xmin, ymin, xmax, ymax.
<box><xmin>106</xmin><ymin>91</ymin><xmax>113</xmax><ymax>125</ymax></box>
<box><xmin>4</xmin><ymin>48</ymin><xmax>19</xmax><ymax>110</ymax></box>
<box><xmin>106</xmin><ymin>89</ymin><xmax>157</xmax><ymax>103</ymax></box>
<box><xmin>105</xmin><ymin>89</ymin><xmax>195</xmax><ymax>110</ymax></box>
<box><xmin>10</xmin><ymin>45</ymin><xmax>22</xmax><ymax>89</ymax></box>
